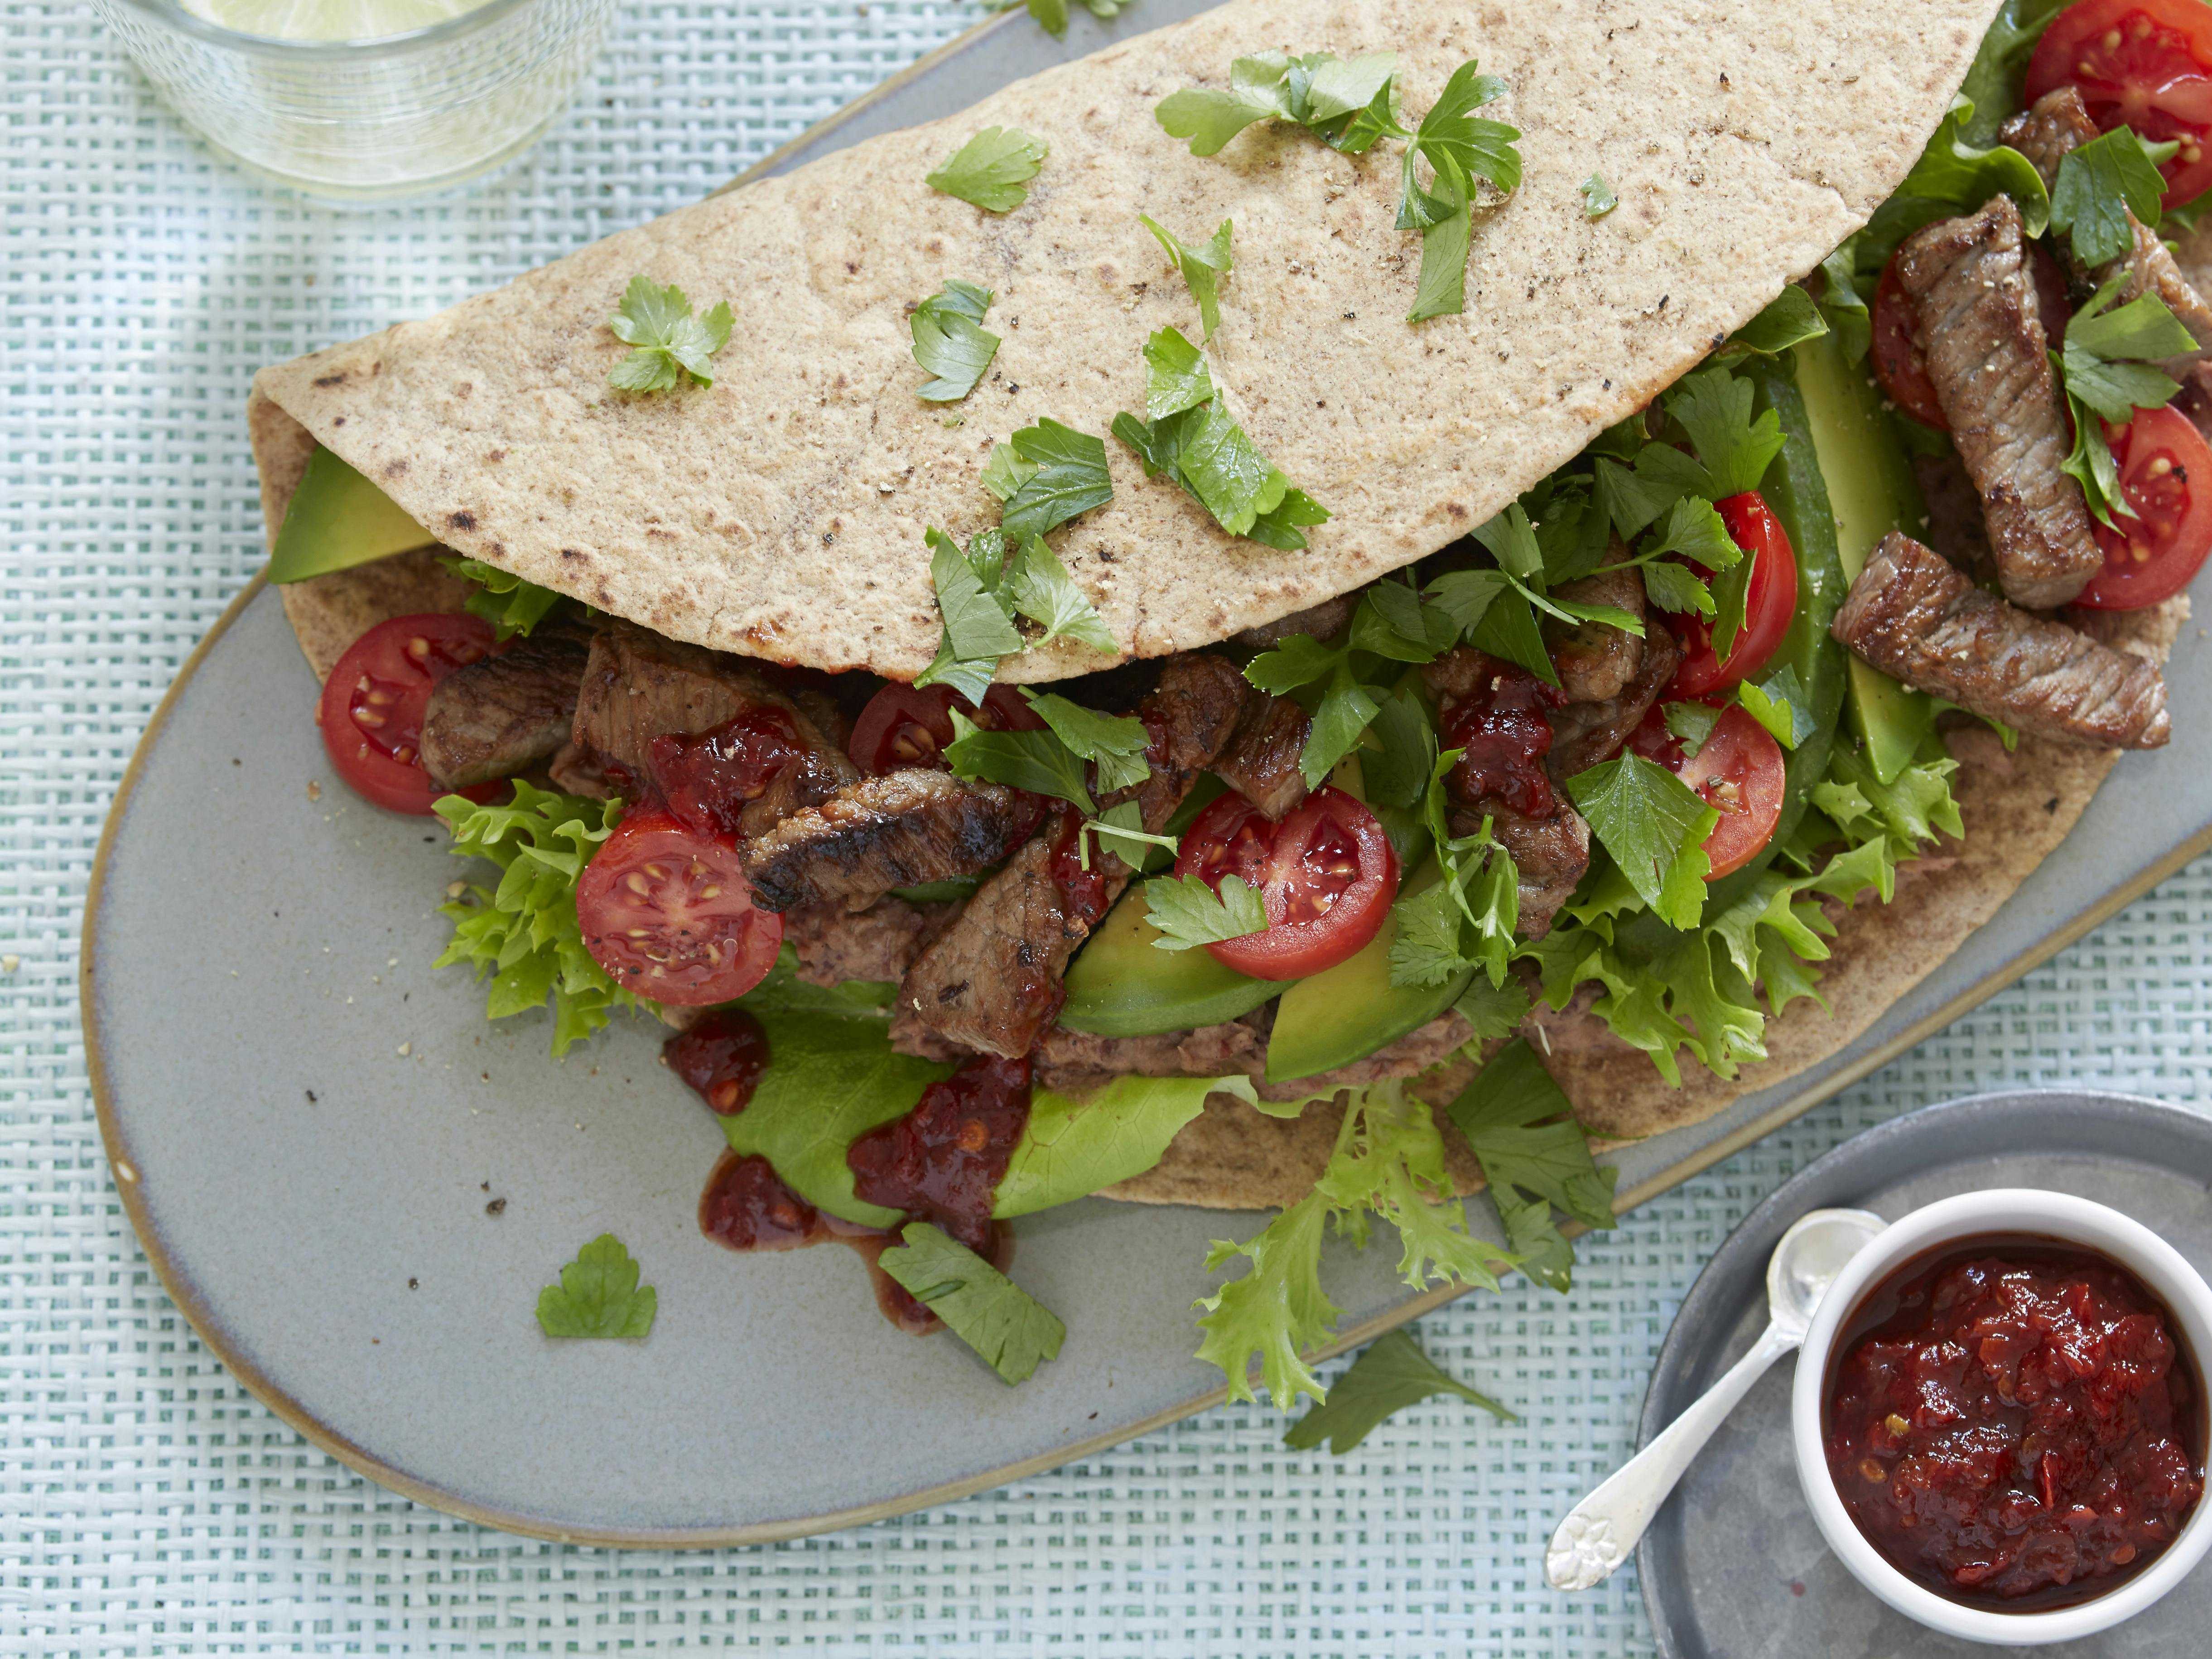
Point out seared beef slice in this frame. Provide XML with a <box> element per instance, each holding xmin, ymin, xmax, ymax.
<box><xmin>1832</xmin><ymin>532</ymin><xmax>2169</xmax><ymax>748</ymax></box>
<box><xmin>741</xmin><ymin>769</ymin><xmax>1037</xmax><ymax>912</ymax></box>
<box><xmin>1896</xmin><ymin>196</ymin><xmax>2104</xmax><ymax>608</ymax></box>
<box><xmin>896</xmin><ymin>655</ymin><xmax>1246</xmax><ymax>1058</ymax></box>
<box><xmin>419</xmin><ymin>622</ymin><xmax>592</xmax><ymax>790</ymax></box>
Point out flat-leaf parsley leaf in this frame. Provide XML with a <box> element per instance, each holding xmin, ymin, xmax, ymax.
<box><xmin>910</xmin><ymin>279</ymin><xmax>1001</xmax><ymax>402</ymax></box>
<box><xmin>607</xmin><ymin>275</ymin><xmax>733</xmax><ymax>393</ymax></box>
<box><xmin>878</xmin><ymin>1222</ymin><xmax>1066</xmax><ymax>1384</ymax></box>
<box><xmin>926</xmin><ymin>126</ymin><xmax>1050</xmax><ymax>213</ymax></box>
<box><xmin>537</xmin><ymin>1234</ymin><xmax>657</xmax><ymax>1338</ymax></box>
<box><xmin>1284</xmin><ymin>1329</ymin><xmax>1514</xmax><ymax>1454</ymax></box>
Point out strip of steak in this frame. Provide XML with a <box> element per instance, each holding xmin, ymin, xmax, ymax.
<box><xmin>1544</xmin><ymin>563</ymin><xmax>1647</xmax><ymax>703</ymax></box>
<box><xmin>1546</xmin><ymin>618</ymin><xmax>1682</xmax><ymax>782</ymax></box>
<box><xmin>1896</xmin><ymin>196</ymin><xmax>2105</xmax><ymax>608</ymax></box>
<box><xmin>569</xmin><ymin>621</ymin><xmax>857</xmax><ymax>838</ymax></box>
<box><xmin>1831</xmin><ymin>532</ymin><xmax>2169</xmax><ymax>748</ymax></box>
<box><xmin>895</xmin><ymin>654</ymin><xmax>1247</xmax><ymax>1058</ymax></box>
<box><xmin>1212</xmin><ymin>690</ymin><xmax>1311</xmax><ymax>819</ymax></box>
<box><xmin>419</xmin><ymin>622</ymin><xmax>592</xmax><ymax>790</ymax></box>
<box><xmin>741</xmin><ymin>768</ymin><xmax>1038</xmax><ymax>912</ymax></box>
<box><xmin>2001</xmin><ymin>87</ymin><xmax>2212</xmax><ymax>367</ymax></box>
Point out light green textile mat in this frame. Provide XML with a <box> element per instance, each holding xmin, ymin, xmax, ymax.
<box><xmin>6</xmin><ymin>1</ymin><xmax>2212</xmax><ymax>1653</ymax></box>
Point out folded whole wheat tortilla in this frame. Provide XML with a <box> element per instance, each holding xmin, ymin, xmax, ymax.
<box><xmin>251</xmin><ymin>0</ymin><xmax>2169</xmax><ymax>1214</ymax></box>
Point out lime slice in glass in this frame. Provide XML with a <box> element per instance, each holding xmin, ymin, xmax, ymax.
<box><xmin>176</xmin><ymin>0</ymin><xmax>492</xmax><ymax>42</ymax></box>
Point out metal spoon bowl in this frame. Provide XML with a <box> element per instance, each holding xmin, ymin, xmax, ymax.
<box><xmin>1543</xmin><ymin>1206</ymin><xmax>1889</xmax><ymax>1593</ymax></box>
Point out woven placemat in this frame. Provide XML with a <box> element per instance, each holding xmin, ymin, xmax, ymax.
<box><xmin>6</xmin><ymin>1</ymin><xmax>2211</xmax><ymax>1652</ymax></box>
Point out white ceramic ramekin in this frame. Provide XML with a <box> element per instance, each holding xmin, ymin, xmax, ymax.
<box><xmin>1790</xmin><ymin>1188</ymin><xmax>2212</xmax><ymax>1645</ymax></box>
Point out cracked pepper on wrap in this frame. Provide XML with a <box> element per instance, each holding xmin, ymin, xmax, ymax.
<box><xmin>244</xmin><ymin>0</ymin><xmax>2175</xmax><ymax>1209</ymax></box>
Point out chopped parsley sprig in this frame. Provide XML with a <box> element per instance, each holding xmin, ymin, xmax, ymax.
<box><xmin>925</xmin><ymin>125</ymin><xmax>1049</xmax><ymax>212</ymax></box>
<box><xmin>1243</xmin><ymin>578</ymin><xmax>1455</xmax><ymax>787</ymax></box>
<box><xmin>2050</xmin><ymin>126</ymin><xmax>2171</xmax><ymax>268</ymax></box>
<box><xmin>910</xmin><ymin>279</ymin><xmax>1001</xmax><ymax>402</ymax></box>
<box><xmin>1112</xmin><ymin>327</ymin><xmax>1330</xmax><ymax>547</ymax></box>
<box><xmin>1387</xmin><ymin>754</ymin><xmax>1522</xmax><ymax>994</ymax></box>
<box><xmin>915</xmin><ymin>524</ymin><xmax>1114</xmax><ymax>702</ymax></box>
<box><xmin>1141</xmin><ymin>215</ymin><xmax>1234</xmax><ymax>340</ymax></box>
<box><xmin>606</xmin><ymin>275</ymin><xmax>732</xmax><ymax>393</ymax></box>
<box><xmin>1142</xmin><ymin>871</ymin><xmax>1267</xmax><ymax>950</ymax></box>
<box><xmin>2053</xmin><ymin>279</ymin><xmax>2199</xmax><ymax>527</ymax></box>
<box><xmin>536</xmin><ymin>1234</ymin><xmax>657</xmax><ymax>1339</ymax></box>
<box><xmin>877</xmin><ymin>1223</ymin><xmax>1065</xmax><ymax>1384</ymax></box>
<box><xmin>1156</xmin><ymin>52</ymin><xmax>1521</xmax><ymax>322</ymax></box>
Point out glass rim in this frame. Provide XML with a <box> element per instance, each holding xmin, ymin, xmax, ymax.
<box><xmin>109</xmin><ymin>0</ymin><xmax>550</xmax><ymax>59</ymax></box>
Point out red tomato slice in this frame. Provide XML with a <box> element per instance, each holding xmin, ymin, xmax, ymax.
<box><xmin>1659</xmin><ymin>704</ymin><xmax>1787</xmax><ymax>881</ymax></box>
<box><xmin>574</xmin><ymin>809</ymin><xmax>783</xmax><ymax>1006</ymax></box>
<box><xmin>847</xmin><ymin>683</ymin><xmax>1045</xmax><ymax>774</ymax></box>
<box><xmin>1667</xmin><ymin>492</ymin><xmax>1801</xmax><ymax>699</ymax></box>
<box><xmin>1175</xmin><ymin>786</ymin><xmax>1398</xmax><ymax>981</ymax></box>
<box><xmin>2028</xmin><ymin>0</ymin><xmax>2212</xmax><ymax>209</ymax></box>
<box><xmin>318</xmin><ymin>613</ymin><xmax>501</xmax><ymax>815</ymax></box>
<box><xmin>1870</xmin><ymin>245</ymin><xmax>2072</xmax><ymax>435</ymax></box>
<box><xmin>2077</xmin><ymin>404</ymin><xmax>2212</xmax><ymax>607</ymax></box>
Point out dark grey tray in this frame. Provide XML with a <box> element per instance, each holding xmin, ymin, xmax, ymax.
<box><xmin>1636</xmin><ymin>1089</ymin><xmax>2212</xmax><ymax>1657</ymax></box>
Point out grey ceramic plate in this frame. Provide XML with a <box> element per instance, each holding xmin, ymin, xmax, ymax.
<box><xmin>1635</xmin><ymin>1090</ymin><xmax>2212</xmax><ymax>1657</ymax></box>
<box><xmin>84</xmin><ymin>5</ymin><xmax>2212</xmax><ymax>1548</ymax></box>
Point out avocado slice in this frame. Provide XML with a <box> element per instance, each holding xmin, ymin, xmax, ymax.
<box><xmin>1263</xmin><ymin>854</ymin><xmax>1473</xmax><ymax>1084</ymax></box>
<box><xmin>266</xmin><ymin>445</ymin><xmax>437</xmax><ymax>584</ymax></box>
<box><xmin>1058</xmin><ymin>884</ymin><xmax>1281</xmax><ymax>1037</ymax></box>
<box><xmin>1786</xmin><ymin>330</ymin><xmax>1935</xmax><ymax>785</ymax></box>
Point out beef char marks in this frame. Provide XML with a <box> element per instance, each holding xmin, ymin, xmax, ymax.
<box><xmin>419</xmin><ymin>619</ymin><xmax>593</xmax><ymax>790</ymax></box>
<box><xmin>2002</xmin><ymin>87</ymin><xmax>2212</xmax><ymax>367</ymax></box>
<box><xmin>741</xmin><ymin>769</ymin><xmax>1039</xmax><ymax>913</ymax></box>
<box><xmin>894</xmin><ymin>654</ymin><xmax>1246</xmax><ymax>1059</ymax></box>
<box><xmin>566</xmin><ymin>620</ymin><xmax>856</xmax><ymax>836</ymax></box>
<box><xmin>1895</xmin><ymin>195</ymin><xmax>2104</xmax><ymax>608</ymax></box>
<box><xmin>1832</xmin><ymin>532</ymin><xmax>2170</xmax><ymax>748</ymax></box>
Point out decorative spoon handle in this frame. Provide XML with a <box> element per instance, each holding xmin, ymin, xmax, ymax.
<box><xmin>1543</xmin><ymin>1321</ymin><xmax>1802</xmax><ymax>1591</ymax></box>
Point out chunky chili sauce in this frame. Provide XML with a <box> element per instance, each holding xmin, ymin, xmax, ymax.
<box><xmin>677</xmin><ymin>1025</ymin><xmax>1033</xmax><ymax>1335</ymax></box>
<box><xmin>1824</xmin><ymin>1236</ymin><xmax>2205</xmax><ymax>1609</ymax></box>
<box><xmin>648</xmin><ymin>709</ymin><xmax>804</xmax><ymax>835</ymax></box>
<box><xmin>1438</xmin><ymin>655</ymin><xmax>1565</xmax><ymax>818</ymax></box>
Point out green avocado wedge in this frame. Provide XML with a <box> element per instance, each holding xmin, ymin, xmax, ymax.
<box><xmin>266</xmin><ymin>445</ymin><xmax>437</xmax><ymax>584</ymax></box>
<box><xmin>1058</xmin><ymin>884</ymin><xmax>1281</xmax><ymax>1038</ymax></box>
<box><xmin>1264</xmin><ymin>854</ymin><xmax>1473</xmax><ymax>1084</ymax></box>
<box><xmin>1784</xmin><ymin>328</ymin><xmax>1935</xmax><ymax>784</ymax></box>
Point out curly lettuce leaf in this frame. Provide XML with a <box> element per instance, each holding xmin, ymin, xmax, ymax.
<box><xmin>433</xmin><ymin>782</ymin><xmax>631</xmax><ymax>1056</ymax></box>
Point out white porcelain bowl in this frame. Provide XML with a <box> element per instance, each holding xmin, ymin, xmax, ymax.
<box><xmin>1790</xmin><ymin>1188</ymin><xmax>2212</xmax><ymax>1645</ymax></box>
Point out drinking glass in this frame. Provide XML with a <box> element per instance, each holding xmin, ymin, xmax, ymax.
<box><xmin>93</xmin><ymin>0</ymin><xmax>617</xmax><ymax>200</ymax></box>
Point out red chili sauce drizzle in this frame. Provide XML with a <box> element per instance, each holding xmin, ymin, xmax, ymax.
<box><xmin>1047</xmin><ymin>805</ymin><xmax>1114</xmax><ymax>929</ymax></box>
<box><xmin>647</xmin><ymin>709</ymin><xmax>803</xmax><ymax>836</ymax></box>
<box><xmin>1438</xmin><ymin>655</ymin><xmax>1566</xmax><ymax>819</ymax></box>
<box><xmin>678</xmin><ymin>1018</ymin><xmax>1034</xmax><ymax>1335</ymax></box>
<box><xmin>1824</xmin><ymin>1236</ymin><xmax>2206</xmax><ymax>1610</ymax></box>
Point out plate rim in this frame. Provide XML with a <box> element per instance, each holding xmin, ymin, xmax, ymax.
<box><xmin>77</xmin><ymin>22</ymin><xmax>2212</xmax><ymax>1543</ymax></box>
<box><xmin>1629</xmin><ymin>1086</ymin><xmax>2212</xmax><ymax>1656</ymax></box>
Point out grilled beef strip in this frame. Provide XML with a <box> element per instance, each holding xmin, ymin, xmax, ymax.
<box><xmin>1832</xmin><ymin>532</ymin><xmax>2170</xmax><ymax>748</ymax></box>
<box><xmin>2001</xmin><ymin>87</ymin><xmax>2212</xmax><ymax>367</ymax></box>
<box><xmin>1421</xmin><ymin>646</ymin><xmax>1594</xmax><ymax>941</ymax></box>
<box><xmin>741</xmin><ymin>768</ymin><xmax>1039</xmax><ymax>912</ymax></box>
<box><xmin>894</xmin><ymin>654</ymin><xmax>1248</xmax><ymax>1059</ymax></box>
<box><xmin>567</xmin><ymin>620</ymin><xmax>858</xmax><ymax>837</ymax></box>
<box><xmin>419</xmin><ymin>621</ymin><xmax>593</xmax><ymax>791</ymax></box>
<box><xmin>1546</xmin><ymin>617</ymin><xmax>1682</xmax><ymax>782</ymax></box>
<box><xmin>1896</xmin><ymin>196</ymin><xmax>2105</xmax><ymax>609</ymax></box>
<box><xmin>1212</xmin><ymin>690</ymin><xmax>1312</xmax><ymax>819</ymax></box>
<box><xmin>1544</xmin><ymin>563</ymin><xmax>1647</xmax><ymax>703</ymax></box>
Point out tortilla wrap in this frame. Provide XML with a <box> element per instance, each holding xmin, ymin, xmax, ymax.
<box><xmin>256</xmin><ymin>0</ymin><xmax>2183</xmax><ymax>1212</ymax></box>
<box><xmin>251</xmin><ymin>0</ymin><xmax>2003</xmax><ymax>683</ymax></box>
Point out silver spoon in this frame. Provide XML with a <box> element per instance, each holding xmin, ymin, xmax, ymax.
<box><xmin>1543</xmin><ymin>1206</ymin><xmax>1889</xmax><ymax>1592</ymax></box>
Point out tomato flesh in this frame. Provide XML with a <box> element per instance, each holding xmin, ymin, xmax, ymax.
<box><xmin>318</xmin><ymin>613</ymin><xmax>501</xmax><ymax>815</ymax></box>
<box><xmin>1633</xmin><ymin>703</ymin><xmax>1786</xmax><ymax>880</ymax></box>
<box><xmin>1667</xmin><ymin>492</ymin><xmax>1801</xmax><ymax>699</ymax></box>
<box><xmin>1871</xmin><ymin>246</ymin><xmax>2072</xmax><ymax>436</ymax></box>
<box><xmin>1174</xmin><ymin>786</ymin><xmax>1398</xmax><ymax>980</ymax></box>
<box><xmin>847</xmin><ymin>683</ymin><xmax>1044</xmax><ymax>775</ymax></box>
<box><xmin>2079</xmin><ymin>404</ymin><xmax>2212</xmax><ymax>607</ymax></box>
<box><xmin>573</xmin><ymin>808</ymin><xmax>783</xmax><ymax>1006</ymax></box>
<box><xmin>2028</xmin><ymin>0</ymin><xmax>2212</xmax><ymax>209</ymax></box>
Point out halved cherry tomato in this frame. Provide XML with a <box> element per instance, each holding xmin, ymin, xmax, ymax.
<box><xmin>1174</xmin><ymin>786</ymin><xmax>1398</xmax><ymax>980</ymax></box>
<box><xmin>846</xmin><ymin>683</ymin><xmax>1046</xmax><ymax>774</ymax></box>
<box><xmin>1630</xmin><ymin>703</ymin><xmax>1786</xmax><ymax>880</ymax></box>
<box><xmin>1667</xmin><ymin>492</ymin><xmax>1801</xmax><ymax>699</ymax></box>
<box><xmin>2077</xmin><ymin>404</ymin><xmax>2212</xmax><ymax>607</ymax></box>
<box><xmin>2028</xmin><ymin>0</ymin><xmax>2212</xmax><ymax>209</ymax></box>
<box><xmin>574</xmin><ymin>808</ymin><xmax>783</xmax><ymax>1006</ymax></box>
<box><xmin>318</xmin><ymin>613</ymin><xmax>501</xmax><ymax>815</ymax></box>
<box><xmin>1870</xmin><ymin>244</ymin><xmax>2072</xmax><ymax>434</ymax></box>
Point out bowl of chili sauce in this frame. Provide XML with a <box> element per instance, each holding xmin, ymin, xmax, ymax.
<box><xmin>1791</xmin><ymin>1190</ymin><xmax>2212</xmax><ymax>1645</ymax></box>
